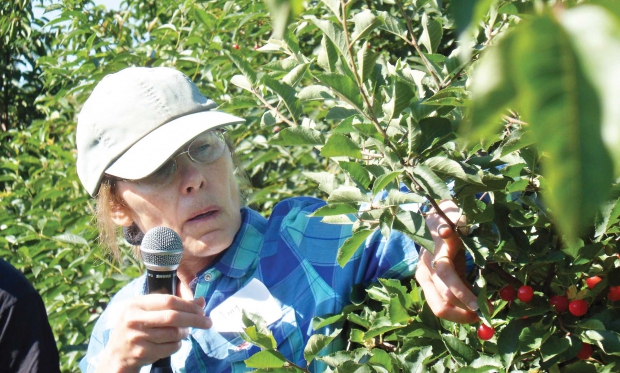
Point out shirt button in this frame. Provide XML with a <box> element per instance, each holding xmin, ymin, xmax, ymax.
<box><xmin>204</xmin><ymin>273</ymin><xmax>212</xmax><ymax>282</ymax></box>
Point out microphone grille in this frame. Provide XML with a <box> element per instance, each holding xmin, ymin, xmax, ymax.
<box><xmin>140</xmin><ymin>227</ymin><xmax>183</xmax><ymax>270</ymax></box>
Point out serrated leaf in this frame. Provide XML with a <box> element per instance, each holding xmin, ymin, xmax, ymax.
<box><xmin>309</xmin><ymin>203</ymin><xmax>358</xmax><ymax>217</ymax></box>
<box><xmin>228</xmin><ymin>51</ymin><xmax>259</xmax><ymax>86</ymax></box>
<box><xmin>393</xmin><ymin>210</ymin><xmax>435</xmax><ymax>253</ymax></box>
<box><xmin>52</xmin><ymin>233</ymin><xmax>88</xmax><ymax>246</ymax></box>
<box><xmin>385</xmin><ymin>190</ymin><xmax>425</xmax><ymax>206</ymax></box>
<box><xmin>244</xmin><ymin>350</ymin><xmax>287</xmax><ymax>368</ymax></box>
<box><xmin>321</xmin><ymin>0</ymin><xmax>341</xmax><ymax>17</ymax></box>
<box><xmin>327</xmin><ymin>186</ymin><xmax>369</xmax><ymax>204</ymax></box>
<box><xmin>242</xmin><ymin>325</ymin><xmax>277</xmax><ymax>350</ymax></box>
<box><xmin>424</xmin><ymin>156</ymin><xmax>484</xmax><ymax>185</ymax></box>
<box><xmin>377</xmin><ymin>11</ymin><xmax>407</xmax><ymax>40</ymax></box>
<box><xmin>337</xmin><ymin>229</ymin><xmax>374</xmax><ymax>267</ymax></box>
<box><xmin>282</xmin><ymin>63</ymin><xmax>309</xmax><ymax>86</ymax></box>
<box><xmin>318</xmin><ymin>35</ymin><xmax>339</xmax><ymax>73</ymax></box>
<box><xmin>420</xmin><ymin>13</ymin><xmax>443</xmax><ymax>54</ymax></box>
<box><xmin>461</xmin><ymin>236</ymin><xmax>490</xmax><ymax>268</ymax></box>
<box><xmin>269</xmin><ymin>127</ymin><xmax>325</xmax><ymax>146</ymax></box>
<box><xmin>309</xmin><ymin>17</ymin><xmax>350</xmax><ymax>63</ymax></box>
<box><xmin>262</xmin><ymin>76</ymin><xmax>302</xmax><ymax>122</ymax></box>
<box><xmin>339</xmin><ymin>161</ymin><xmax>372</xmax><ymax>189</ymax></box>
<box><xmin>314</xmin><ymin>73</ymin><xmax>363</xmax><ymax>110</ymax></box>
<box><xmin>585</xmin><ymin>329</ymin><xmax>620</xmax><ymax>356</ymax></box>
<box><xmin>357</xmin><ymin>45</ymin><xmax>379</xmax><ymax>83</ymax></box>
<box><xmin>298</xmin><ymin>85</ymin><xmax>335</xmax><ymax>101</ymax></box>
<box><xmin>382</xmin><ymin>80</ymin><xmax>414</xmax><ymax>122</ymax></box>
<box><xmin>304</xmin><ymin>329</ymin><xmax>341</xmax><ymax>363</ymax></box>
<box><xmin>561</xmin><ymin>5</ymin><xmax>620</xmax><ymax>176</ymax></box>
<box><xmin>320</xmin><ymin>134</ymin><xmax>362</xmax><ymax>159</ymax></box>
<box><xmin>515</xmin><ymin>15</ymin><xmax>614</xmax><ymax>242</ymax></box>
<box><xmin>442</xmin><ymin>334</ymin><xmax>478</xmax><ymax>365</ymax></box>
<box><xmin>351</xmin><ymin>10</ymin><xmax>382</xmax><ymax>44</ymax></box>
<box><xmin>230</xmin><ymin>74</ymin><xmax>253</xmax><ymax>92</ymax></box>
<box><xmin>410</xmin><ymin>164</ymin><xmax>452</xmax><ymax>200</ymax></box>
<box><xmin>372</xmin><ymin>170</ymin><xmax>402</xmax><ymax>195</ymax></box>
<box><xmin>304</xmin><ymin>172</ymin><xmax>339</xmax><ymax>194</ymax></box>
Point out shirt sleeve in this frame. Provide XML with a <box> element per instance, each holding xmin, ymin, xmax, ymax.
<box><xmin>0</xmin><ymin>292</ymin><xmax>60</xmax><ymax>373</ymax></box>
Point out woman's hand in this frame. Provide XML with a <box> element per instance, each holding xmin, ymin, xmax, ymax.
<box><xmin>97</xmin><ymin>295</ymin><xmax>212</xmax><ymax>373</ymax></box>
<box><xmin>416</xmin><ymin>200</ymin><xmax>479</xmax><ymax>324</ymax></box>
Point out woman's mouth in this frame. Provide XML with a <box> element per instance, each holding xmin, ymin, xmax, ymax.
<box><xmin>189</xmin><ymin>210</ymin><xmax>217</xmax><ymax>221</ymax></box>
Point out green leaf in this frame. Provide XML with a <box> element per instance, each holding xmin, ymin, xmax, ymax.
<box><xmin>514</xmin><ymin>14</ymin><xmax>614</xmax><ymax>242</ymax></box>
<box><xmin>393</xmin><ymin>210</ymin><xmax>435</xmax><ymax>253</ymax></box>
<box><xmin>351</xmin><ymin>10</ymin><xmax>382</xmax><ymax>44</ymax></box>
<box><xmin>497</xmin><ymin>319</ymin><xmax>525</xmax><ymax>369</ymax></box>
<box><xmin>262</xmin><ymin>76</ymin><xmax>302</xmax><ymax>122</ymax></box>
<box><xmin>298</xmin><ymin>85</ymin><xmax>334</xmax><ymax>101</ymax></box>
<box><xmin>377</xmin><ymin>11</ymin><xmax>407</xmax><ymax>40</ymax></box>
<box><xmin>409</xmin><ymin>164</ymin><xmax>452</xmax><ymax>200</ymax></box>
<box><xmin>244</xmin><ymin>350</ymin><xmax>287</xmax><ymax>368</ymax></box>
<box><xmin>52</xmin><ymin>233</ymin><xmax>88</xmax><ymax>246</ymax></box>
<box><xmin>416</xmin><ymin>117</ymin><xmax>453</xmax><ymax>153</ymax></box>
<box><xmin>540</xmin><ymin>336</ymin><xmax>571</xmax><ymax>362</ymax></box>
<box><xmin>309</xmin><ymin>17</ymin><xmax>350</xmax><ymax>63</ymax></box>
<box><xmin>357</xmin><ymin>45</ymin><xmax>379</xmax><ymax>83</ymax></box>
<box><xmin>424</xmin><ymin>156</ymin><xmax>484</xmax><ymax>185</ymax></box>
<box><xmin>372</xmin><ymin>170</ymin><xmax>402</xmax><ymax>195</ymax></box>
<box><xmin>328</xmin><ymin>186</ymin><xmax>369</xmax><ymax>204</ymax></box>
<box><xmin>318</xmin><ymin>35</ymin><xmax>339</xmax><ymax>73</ymax></box>
<box><xmin>321</xmin><ymin>134</ymin><xmax>362</xmax><ymax>159</ymax></box>
<box><xmin>461</xmin><ymin>236</ymin><xmax>490</xmax><ymax>268</ymax></box>
<box><xmin>304</xmin><ymin>329</ymin><xmax>341</xmax><ymax>363</ymax></box>
<box><xmin>242</xmin><ymin>325</ymin><xmax>277</xmax><ymax>350</ymax></box>
<box><xmin>466</xmin><ymin>30</ymin><xmax>518</xmax><ymax>144</ymax></box>
<box><xmin>384</xmin><ymin>190</ymin><xmax>425</xmax><ymax>206</ymax></box>
<box><xmin>269</xmin><ymin>127</ymin><xmax>325</xmax><ymax>146</ymax></box>
<box><xmin>339</xmin><ymin>161</ymin><xmax>372</xmax><ymax>189</ymax></box>
<box><xmin>560</xmin><ymin>4</ymin><xmax>620</xmax><ymax>176</ymax></box>
<box><xmin>419</xmin><ymin>13</ymin><xmax>443</xmax><ymax>54</ymax></box>
<box><xmin>227</xmin><ymin>51</ymin><xmax>259</xmax><ymax>86</ymax></box>
<box><xmin>314</xmin><ymin>73</ymin><xmax>363</xmax><ymax>111</ymax></box>
<box><xmin>442</xmin><ymin>334</ymin><xmax>478</xmax><ymax>365</ymax></box>
<box><xmin>309</xmin><ymin>203</ymin><xmax>358</xmax><ymax>217</ymax></box>
<box><xmin>282</xmin><ymin>63</ymin><xmax>310</xmax><ymax>86</ymax></box>
<box><xmin>337</xmin><ymin>229</ymin><xmax>374</xmax><ymax>267</ymax></box>
<box><xmin>585</xmin><ymin>329</ymin><xmax>620</xmax><ymax>356</ymax></box>
<box><xmin>382</xmin><ymin>80</ymin><xmax>414</xmax><ymax>122</ymax></box>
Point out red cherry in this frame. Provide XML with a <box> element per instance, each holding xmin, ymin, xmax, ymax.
<box><xmin>477</xmin><ymin>323</ymin><xmax>495</xmax><ymax>340</ymax></box>
<box><xmin>499</xmin><ymin>286</ymin><xmax>516</xmax><ymax>301</ymax></box>
<box><xmin>577</xmin><ymin>343</ymin><xmax>593</xmax><ymax>360</ymax></box>
<box><xmin>233</xmin><ymin>44</ymin><xmax>240</xmax><ymax>50</ymax></box>
<box><xmin>549</xmin><ymin>295</ymin><xmax>569</xmax><ymax>313</ymax></box>
<box><xmin>569</xmin><ymin>300</ymin><xmax>589</xmax><ymax>316</ymax></box>
<box><xmin>518</xmin><ymin>286</ymin><xmax>534</xmax><ymax>303</ymax></box>
<box><xmin>608</xmin><ymin>286</ymin><xmax>620</xmax><ymax>302</ymax></box>
<box><xmin>586</xmin><ymin>276</ymin><xmax>602</xmax><ymax>290</ymax></box>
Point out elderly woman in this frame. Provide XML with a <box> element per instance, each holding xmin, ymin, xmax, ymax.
<box><xmin>77</xmin><ymin>67</ymin><xmax>477</xmax><ymax>373</ymax></box>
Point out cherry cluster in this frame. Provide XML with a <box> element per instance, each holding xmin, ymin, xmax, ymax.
<box><xmin>476</xmin><ymin>277</ymin><xmax>620</xmax><ymax>361</ymax></box>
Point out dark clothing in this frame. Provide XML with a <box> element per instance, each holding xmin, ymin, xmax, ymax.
<box><xmin>0</xmin><ymin>259</ymin><xmax>60</xmax><ymax>373</ymax></box>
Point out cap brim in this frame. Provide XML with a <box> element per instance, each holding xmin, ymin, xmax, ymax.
<box><xmin>105</xmin><ymin>110</ymin><xmax>245</xmax><ymax>180</ymax></box>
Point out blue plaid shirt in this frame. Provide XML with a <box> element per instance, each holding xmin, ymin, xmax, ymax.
<box><xmin>80</xmin><ymin>197</ymin><xmax>419</xmax><ymax>373</ymax></box>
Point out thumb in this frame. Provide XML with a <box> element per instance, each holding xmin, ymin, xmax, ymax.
<box><xmin>191</xmin><ymin>297</ymin><xmax>206</xmax><ymax>313</ymax></box>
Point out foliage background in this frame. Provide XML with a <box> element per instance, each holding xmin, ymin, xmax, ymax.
<box><xmin>2</xmin><ymin>0</ymin><xmax>620</xmax><ymax>372</ymax></box>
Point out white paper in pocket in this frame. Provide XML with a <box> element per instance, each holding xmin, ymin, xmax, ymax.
<box><xmin>209</xmin><ymin>278</ymin><xmax>283</xmax><ymax>333</ymax></box>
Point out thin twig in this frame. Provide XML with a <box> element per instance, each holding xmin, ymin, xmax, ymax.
<box><xmin>486</xmin><ymin>262</ymin><xmax>523</xmax><ymax>288</ymax></box>
<box><xmin>395</xmin><ymin>0</ymin><xmax>442</xmax><ymax>89</ymax></box>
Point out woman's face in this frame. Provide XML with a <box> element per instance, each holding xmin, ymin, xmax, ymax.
<box><xmin>113</xmin><ymin>147</ymin><xmax>242</xmax><ymax>273</ymax></box>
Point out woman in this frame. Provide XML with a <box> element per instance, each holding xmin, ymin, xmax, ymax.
<box><xmin>77</xmin><ymin>67</ymin><xmax>477</xmax><ymax>373</ymax></box>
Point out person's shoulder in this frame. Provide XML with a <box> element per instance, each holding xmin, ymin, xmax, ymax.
<box><xmin>0</xmin><ymin>259</ymin><xmax>37</xmax><ymax>306</ymax></box>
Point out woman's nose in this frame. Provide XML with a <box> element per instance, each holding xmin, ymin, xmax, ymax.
<box><xmin>175</xmin><ymin>155</ymin><xmax>205</xmax><ymax>194</ymax></box>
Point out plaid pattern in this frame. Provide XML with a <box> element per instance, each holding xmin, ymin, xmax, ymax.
<box><xmin>80</xmin><ymin>197</ymin><xmax>419</xmax><ymax>373</ymax></box>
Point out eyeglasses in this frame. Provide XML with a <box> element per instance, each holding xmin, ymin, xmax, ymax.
<box><xmin>123</xmin><ymin>130</ymin><xmax>227</xmax><ymax>188</ymax></box>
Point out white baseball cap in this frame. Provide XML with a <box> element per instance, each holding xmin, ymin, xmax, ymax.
<box><xmin>76</xmin><ymin>67</ymin><xmax>245</xmax><ymax>196</ymax></box>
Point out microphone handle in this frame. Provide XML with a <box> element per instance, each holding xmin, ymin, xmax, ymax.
<box><xmin>146</xmin><ymin>270</ymin><xmax>178</xmax><ymax>372</ymax></box>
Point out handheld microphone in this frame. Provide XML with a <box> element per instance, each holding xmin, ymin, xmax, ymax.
<box><xmin>140</xmin><ymin>226</ymin><xmax>183</xmax><ymax>373</ymax></box>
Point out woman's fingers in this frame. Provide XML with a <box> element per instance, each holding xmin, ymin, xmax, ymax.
<box><xmin>102</xmin><ymin>295</ymin><xmax>212</xmax><ymax>370</ymax></box>
<box><xmin>433</xmin><ymin>227</ymin><xmax>478</xmax><ymax>312</ymax></box>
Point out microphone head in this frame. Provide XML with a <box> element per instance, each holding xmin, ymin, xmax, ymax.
<box><xmin>140</xmin><ymin>227</ymin><xmax>183</xmax><ymax>271</ymax></box>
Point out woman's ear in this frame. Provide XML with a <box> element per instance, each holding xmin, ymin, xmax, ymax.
<box><xmin>109</xmin><ymin>201</ymin><xmax>133</xmax><ymax>227</ymax></box>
